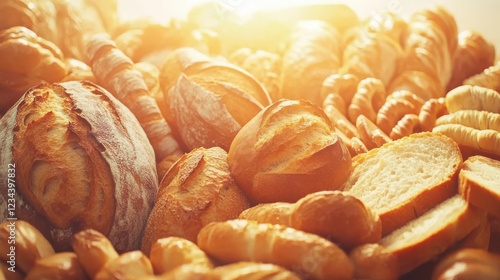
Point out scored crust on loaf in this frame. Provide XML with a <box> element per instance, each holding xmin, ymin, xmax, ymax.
<box><xmin>459</xmin><ymin>155</ymin><xmax>500</xmax><ymax>217</ymax></box>
<box><xmin>342</xmin><ymin>132</ymin><xmax>462</xmax><ymax>234</ymax></box>
<box><xmin>379</xmin><ymin>195</ymin><xmax>485</xmax><ymax>275</ymax></box>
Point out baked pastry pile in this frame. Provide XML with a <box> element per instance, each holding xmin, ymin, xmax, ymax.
<box><xmin>0</xmin><ymin>1</ymin><xmax>500</xmax><ymax>279</ymax></box>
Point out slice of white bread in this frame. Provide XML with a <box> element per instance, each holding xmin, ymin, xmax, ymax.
<box><xmin>379</xmin><ymin>195</ymin><xmax>485</xmax><ymax>276</ymax></box>
<box><xmin>342</xmin><ymin>132</ymin><xmax>463</xmax><ymax>235</ymax></box>
<box><xmin>459</xmin><ymin>155</ymin><xmax>500</xmax><ymax>217</ymax></box>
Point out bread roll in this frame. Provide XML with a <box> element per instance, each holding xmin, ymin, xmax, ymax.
<box><xmin>149</xmin><ymin>237</ymin><xmax>213</xmax><ymax>275</ymax></box>
<box><xmin>71</xmin><ymin>229</ymin><xmax>119</xmax><ymax>278</ymax></box>
<box><xmin>94</xmin><ymin>251</ymin><xmax>154</xmax><ymax>280</ymax></box>
<box><xmin>348</xmin><ymin>77</ymin><xmax>386</xmax><ymax>123</ymax></box>
<box><xmin>419</xmin><ymin>97</ymin><xmax>448</xmax><ymax>132</ymax></box>
<box><xmin>0</xmin><ymin>220</ymin><xmax>54</xmax><ymax>274</ymax></box>
<box><xmin>0</xmin><ymin>81</ymin><xmax>158</xmax><ymax>252</ymax></box>
<box><xmin>320</xmin><ymin>73</ymin><xmax>360</xmax><ymax>108</ymax></box>
<box><xmin>239</xmin><ymin>191</ymin><xmax>381</xmax><ymax>249</ymax></box>
<box><xmin>197</xmin><ymin>219</ymin><xmax>354</xmax><ymax>280</ymax></box>
<box><xmin>349</xmin><ymin>243</ymin><xmax>399</xmax><ymax>280</ymax></box>
<box><xmin>141</xmin><ymin>147</ymin><xmax>249</xmax><ymax>254</ymax></box>
<box><xmin>25</xmin><ymin>252</ymin><xmax>87</xmax><ymax>280</ymax></box>
<box><xmin>0</xmin><ymin>26</ymin><xmax>67</xmax><ymax>114</ymax></box>
<box><xmin>342</xmin><ymin>132</ymin><xmax>462</xmax><ymax>235</ymax></box>
<box><xmin>228</xmin><ymin>99</ymin><xmax>352</xmax><ymax>203</ymax></box>
<box><xmin>464</xmin><ymin>62</ymin><xmax>500</xmax><ymax>92</ymax></box>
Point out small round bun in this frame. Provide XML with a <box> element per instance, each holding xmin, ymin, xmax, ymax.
<box><xmin>228</xmin><ymin>99</ymin><xmax>352</xmax><ymax>203</ymax></box>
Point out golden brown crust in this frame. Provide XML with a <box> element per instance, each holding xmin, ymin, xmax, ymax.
<box><xmin>228</xmin><ymin>99</ymin><xmax>352</xmax><ymax>204</ymax></box>
<box><xmin>0</xmin><ymin>220</ymin><xmax>54</xmax><ymax>274</ymax></box>
<box><xmin>197</xmin><ymin>219</ymin><xmax>354</xmax><ymax>280</ymax></box>
<box><xmin>0</xmin><ymin>26</ymin><xmax>67</xmax><ymax>114</ymax></box>
<box><xmin>349</xmin><ymin>243</ymin><xmax>399</xmax><ymax>280</ymax></box>
<box><xmin>149</xmin><ymin>237</ymin><xmax>213</xmax><ymax>275</ymax></box>
<box><xmin>86</xmin><ymin>34</ymin><xmax>182</xmax><ymax>161</ymax></box>
<box><xmin>239</xmin><ymin>191</ymin><xmax>381</xmax><ymax>249</ymax></box>
<box><xmin>348</xmin><ymin>78</ymin><xmax>386</xmax><ymax>123</ymax></box>
<box><xmin>94</xmin><ymin>251</ymin><xmax>154</xmax><ymax>280</ymax></box>
<box><xmin>377</xmin><ymin>98</ymin><xmax>419</xmax><ymax>134</ymax></box>
<box><xmin>320</xmin><ymin>73</ymin><xmax>360</xmax><ymax>107</ymax></box>
<box><xmin>390</xmin><ymin>114</ymin><xmax>421</xmax><ymax>140</ymax></box>
<box><xmin>356</xmin><ymin>114</ymin><xmax>392</xmax><ymax>150</ymax></box>
<box><xmin>141</xmin><ymin>147</ymin><xmax>249</xmax><ymax>254</ymax></box>
<box><xmin>432</xmin><ymin>124</ymin><xmax>500</xmax><ymax>157</ymax></box>
<box><xmin>290</xmin><ymin>191</ymin><xmax>381</xmax><ymax>249</ymax></box>
<box><xmin>156</xmin><ymin>153</ymin><xmax>183</xmax><ymax>182</ymax></box>
<box><xmin>61</xmin><ymin>58</ymin><xmax>96</xmax><ymax>83</ymax></box>
<box><xmin>419</xmin><ymin>97</ymin><xmax>448</xmax><ymax>132</ymax></box>
<box><xmin>464</xmin><ymin>62</ymin><xmax>500</xmax><ymax>92</ymax></box>
<box><xmin>324</xmin><ymin>103</ymin><xmax>359</xmax><ymax>139</ymax></box>
<box><xmin>71</xmin><ymin>229</ymin><xmax>119</xmax><ymax>278</ymax></box>
<box><xmin>323</xmin><ymin>93</ymin><xmax>347</xmax><ymax>116</ymax></box>
<box><xmin>25</xmin><ymin>252</ymin><xmax>87</xmax><ymax>280</ymax></box>
<box><xmin>0</xmin><ymin>81</ymin><xmax>158</xmax><ymax>252</ymax></box>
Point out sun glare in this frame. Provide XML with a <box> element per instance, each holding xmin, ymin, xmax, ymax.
<box><xmin>116</xmin><ymin>0</ymin><xmax>402</xmax><ymax>24</ymax></box>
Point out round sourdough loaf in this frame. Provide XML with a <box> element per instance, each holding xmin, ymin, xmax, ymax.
<box><xmin>0</xmin><ymin>81</ymin><xmax>158</xmax><ymax>252</ymax></box>
<box><xmin>227</xmin><ymin>99</ymin><xmax>352</xmax><ymax>204</ymax></box>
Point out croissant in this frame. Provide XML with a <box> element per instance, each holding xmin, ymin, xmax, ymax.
<box><xmin>86</xmin><ymin>33</ymin><xmax>182</xmax><ymax>161</ymax></box>
<box><xmin>464</xmin><ymin>62</ymin><xmax>500</xmax><ymax>92</ymax></box>
<box><xmin>419</xmin><ymin>97</ymin><xmax>448</xmax><ymax>132</ymax></box>
<box><xmin>348</xmin><ymin>77</ymin><xmax>387</xmax><ymax>123</ymax></box>
<box><xmin>445</xmin><ymin>85</ymin><xmax>500</xmax><ymax>113</ymax></box>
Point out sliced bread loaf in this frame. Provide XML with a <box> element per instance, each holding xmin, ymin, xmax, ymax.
<box><xmin>342</xmin><ymin>132</ymin><xmax>462</xmax><ymax>235</ymax></box>
<box><xmin>459</xmin><ymin>155</ymin><xmax>500</xmax><ymax>217</ymax></box>
<box><xmin>379</xmin><ymin>195</ymin><xmax>485</xmax><ymax>275</ymax></box>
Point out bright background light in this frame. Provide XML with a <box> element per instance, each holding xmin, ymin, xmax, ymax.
<box><xmin>117</xmin><ymin>0</ymin><xmax>500</xmax><ymax>50</ymax></box>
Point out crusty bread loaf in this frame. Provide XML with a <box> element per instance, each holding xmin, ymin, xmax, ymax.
<box><xmin>197</xmin><ymin>219</ymin><xmax>354</xmax><ymax>280</ymax></box>
<box><xmin>0</xmin><ymin>81</ymin><xmax>158</xmax><ymax>252</ymax></box>
<box><xmin>0</xmin><ymin>220</ymin><xmax>54</xmax><ymax>274</ymax></box>
<box><xmin>228</xmin><ymin>99</ymin><xmax>352</xmax><ymax>204</ymax></box>
<box><xmin>141</xmin><ymin>147</ymin><xmax>249</xmax><ymax>254</ymax></box>
<box><xmin>149</xmin><ymin>237</ymin><xmax>213</xmax><ymax>275</ymax></box>
<box><xmin>342</xmin><ymin>132</ymin><xmax>462</xmax><ymax>235</ymax></box>
<box><xmin>71</xmin><ymin>229</ymin><xmax>119</xmax><ymax>278</ymax></box>
<box><xmin>211</xmin><ymin>262</ymin><xmax>301</xmax><ymax>280</ymax></box>
<box><xmin>25</xmin><ymin>252</ymin><xmax>87</xmax><ymax>280</ymax></box>
<box><xmin>459</xmin><ymin>155</ymin><xmax>500</xmax><ymax>217</ymax></box>
<box><xmin>378</xmin><ymin>195</ymin><xmax>485</xmax><ymax>275</ymax></box>
<box><xmin>239</xmin><ymin>191</ymin><xmax>381</xmax><ymax>249</ymax></box>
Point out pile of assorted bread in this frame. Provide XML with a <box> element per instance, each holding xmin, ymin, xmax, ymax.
<box><xmin>1</xmin><ymin>0</ymin><xmax>500</xmax><ymax>279</ymax></box>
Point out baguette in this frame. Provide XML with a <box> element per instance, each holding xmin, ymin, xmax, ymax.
<box><xmin>342</xmin><ymin>132</ymin><xmax>462</xmax><ymax>235</ymax></box>
<box><xmin>197</xmin><ymin>219</ymin><xmax>354</xmax><ymax>280</ymax></box>
<box><xmin>378</xmin><ymin>195</ymin><xmax>485</xmax><ymax>275</ymax></box>
<box><xmin>459</xmin><ymin>155</ymin><xmax>500</xmax><ymax>217</ymax></box>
